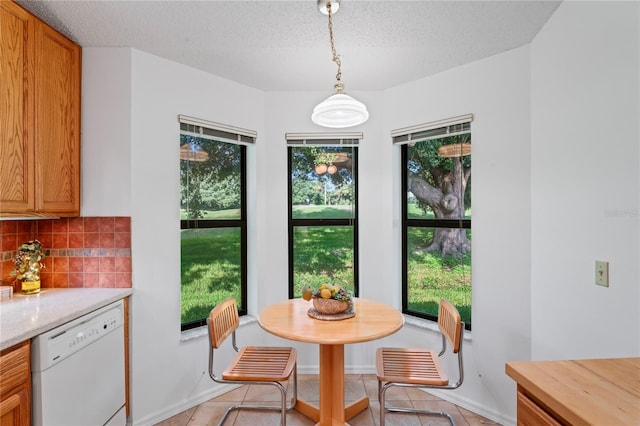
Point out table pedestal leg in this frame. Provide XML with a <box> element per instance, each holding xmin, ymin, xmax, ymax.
<box><xmin>320</xmin><ymin>344</ymin><xmax>344</xmax><ymax>424</ymax></box>
<box><xmin>314</xmin><ymin>344</ymin><xmax>369</xmax><ymax>425</ymax></box>
<box><xmin>293</xmin><ymin>343</ymin><xmax>370</xmax><ymax>425</ymax></box>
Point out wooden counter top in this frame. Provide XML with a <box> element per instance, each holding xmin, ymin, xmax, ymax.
<box><xmin>506</xmin><ymin>357</ymin><xmax>640</xmax><ymax>426</ymax></box>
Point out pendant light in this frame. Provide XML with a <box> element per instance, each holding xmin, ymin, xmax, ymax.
<box><xmin>312</xmin><ymin>0</ymin><xmax>369</xmax><ymax>128</ymax></box>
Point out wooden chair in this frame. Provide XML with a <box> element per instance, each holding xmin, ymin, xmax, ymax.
<box><xmin>207</xmin><ymin>298</ymin><xmax>297</xmax><ymax>426</ymax></box>
<box><xmin>375</xmin><ymin>299</ymin><xmax>464</xmax><ymax>425</ymax></box>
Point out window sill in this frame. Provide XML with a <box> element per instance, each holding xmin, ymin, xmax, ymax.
<box><xmin>403</xmin><ymin>314</ymin><xmax>472</xmax><ymax>342</ymax></box>
<box><xmin>180</xmin><ymin>315</ymin><xmax>258</xmax><ymax>343</ymax></box>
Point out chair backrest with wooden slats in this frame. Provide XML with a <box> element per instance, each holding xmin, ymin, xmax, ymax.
<box><xmin>438</xmin><ymin>299</ymin><xmax>463</xmax><ymax>354</ymax></box>
<box><xmin>208</xmin><ymin>298</ymin><xmax>240</xmax><ymax>349</ymax></box>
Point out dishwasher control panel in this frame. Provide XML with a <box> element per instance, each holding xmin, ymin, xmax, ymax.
<box><xmin>31</xmin><ymin>299</ymin><xmax>124</xmax><ymax>372</ymax></box>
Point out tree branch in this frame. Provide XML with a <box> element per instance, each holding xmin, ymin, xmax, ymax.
<box><xmin>408</xmin><ymin>176</ymin><xmax>442</xmax><ymax>207</ymax></box>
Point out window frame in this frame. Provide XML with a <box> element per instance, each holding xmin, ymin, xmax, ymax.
<box><xmin>395</xmin><ymin>115</ymin><xmax>472</xmax><ymax>331</ymax></box>
<box><xmin>179</xmin><ymin>118</ymin><xmax>251</xmax><ymax>332</ymax></box>
<box><xmin>286</xmin><ymin>145</ymin><xmax>360</xmax><ymax>300</ymax></box>
<box><xmin>400</xmin><ymin>146</ymin><xmax>471</xmax><ymax>330</ymax></box>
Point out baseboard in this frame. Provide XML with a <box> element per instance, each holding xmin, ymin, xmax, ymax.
<box><xmin>421</xmin><ymin>388</ymin><xmax>515</xmax><ymax>426</ymax></box>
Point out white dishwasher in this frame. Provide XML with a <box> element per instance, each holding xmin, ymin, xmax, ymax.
<box><xmin>31</xmin><ymin>299</ymin><xmax>126</xmax><ymax>426</ymax></box>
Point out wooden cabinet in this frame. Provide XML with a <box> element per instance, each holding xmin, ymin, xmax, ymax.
<box><xmin>0</xmin><ymin>0</ymin><xmax>81</xmax><ymax>217</ymax></box>
<box><xmin>0</xmin><ymin>341</ymin><xmax>30</xmax><ymax>426</ymax></box>
<box><xmin>33</xmin><ymin>18</ymin><xmax>81</xmax><ymax>215</ymax></box>
<box><xmin>515</xmin><ymin>388</ymin><xmax>561</xmax><ymax>426</ymax></box>
<box><xmin>0</xmin><ymin>1</ymin><xmax>34</xmax><ymax>213</ymax></box>
<box><xmin>506</xmin><ymin>358</ymin><xmax>640</xmax><ymax>426</ymax></box>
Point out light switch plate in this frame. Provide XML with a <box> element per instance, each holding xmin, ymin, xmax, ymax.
<box><xmin>595</xmin><ymin>260</ymin><xmax>609</xmax><ymax>287</ymax></box>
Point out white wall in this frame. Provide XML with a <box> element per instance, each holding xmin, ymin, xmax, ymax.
<box><xmin>78</xmin><ymin>2</ymin><xmax>640</xmax><ymax>425</ymax></box>
<box><xmin>82</xmin><ymin>48</ymin><xmax>132</xmax><ymax>216</ymax></box>
<box><xmin>530</xmin><ymin>1</ymin><xmax>640</xmax><ymax>359</ymax></box>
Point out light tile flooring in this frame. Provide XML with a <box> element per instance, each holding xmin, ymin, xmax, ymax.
<box><xmin>155</xmin><ymin>374</ymin><xmax>500</xmax><ymax>426</ymax></box>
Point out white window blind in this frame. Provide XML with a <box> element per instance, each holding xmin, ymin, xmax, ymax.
<box><xmin>391</xmin><ymin>114</ymin><xmax>473</xmax><ymax>145</ymax></box>
<box><xmin>178</xmin><ymin>114</ymin><xmax>256</xmax><ymax>145</ymax></box>
<box><xmin>285</xmin><ymin>132</ymin><xmax>362</xmax><ymax>147</ymax></box>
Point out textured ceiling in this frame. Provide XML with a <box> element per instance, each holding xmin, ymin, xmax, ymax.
<box><xmin>17</xmin><ymin>0</ymin><xmax>561</xmax><ymax>91</ymax></box>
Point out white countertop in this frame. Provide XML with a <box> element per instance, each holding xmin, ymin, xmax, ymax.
<box><xmin>0</xmin><ymin>288</ymin><xmax>133</xmax><ymax>351</ymax></box>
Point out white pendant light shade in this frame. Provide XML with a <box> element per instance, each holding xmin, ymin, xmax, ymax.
<box><xmin>312</xmin><ymin>92</ymin><xmax>369</xmax><ymax>128</ymax></box>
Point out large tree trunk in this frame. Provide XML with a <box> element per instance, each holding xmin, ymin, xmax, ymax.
<box><xmin>408</xmin><ymin>156</ymin><xmax>470</xmax><ymax>257</ymax></box>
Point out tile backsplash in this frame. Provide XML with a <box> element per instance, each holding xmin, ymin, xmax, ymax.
<box><xmin>0</xmin><ymin>217</ymin><xmax>132</xmax><ymax>292</ymax></box>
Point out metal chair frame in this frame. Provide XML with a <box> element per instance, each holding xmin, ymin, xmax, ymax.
<box><xmin>206</xmin><ymin>299</ymin><xmax>297</xmax><ymax>426</ymax></box>
<box><xmin>377</xmin><ymin>299</ymin><xmax>464</xmax><ymax>425</ymax></box>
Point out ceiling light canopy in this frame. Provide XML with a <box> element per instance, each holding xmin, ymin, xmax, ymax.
<box><xmin>312</xmin><ymin>0</ymin><xmax>369</xmax><ymax>129</ymax></box>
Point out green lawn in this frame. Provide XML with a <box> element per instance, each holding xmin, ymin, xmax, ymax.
<box><xmin>292</xmin><ymin>204</ymin><xmax>354</xmax><ymax>219</ymax></box>
<box><xmin>405</xmin><ymin>227</ymin><xmax>471</xmax><ymax>324</ymax></box>
<box><xmin>180</xmin><ymin>208</ymin><xmax>240</xmax><ymax>220</ymax></box>
<box><xmin>406</xmin><ymin>250</ymin><xmax>471</xmax><ymax>325</ymax></box>
<box><xmin>292</xmin><ymin>226</ymin><xmax>355</xmax><ymax>297</ymax></box>
<box><xmin>180</xmin><ymin>228</ymin><xmax>241</xmax><ymax>324</ymax></box>
<box><xmin>181</xmin><ymin>206</ymin><xmax>471</xmax><ymax>326</ymax></box>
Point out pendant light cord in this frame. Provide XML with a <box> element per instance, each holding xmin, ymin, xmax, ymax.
<box><xmin>326</xmin><ymin>3</ymin><xmax>343</xmax><ymax>91</ymax></box>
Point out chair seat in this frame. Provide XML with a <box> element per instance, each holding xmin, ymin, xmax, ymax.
<box><xmin>222</xmin><ymin>346</ymin><xmax>297</xmax><ymax>382</ymax></box>
<box><xmin>376</xmin><ymin>347</ymin><xmax>449</xmax><ymax>386</ymax></box>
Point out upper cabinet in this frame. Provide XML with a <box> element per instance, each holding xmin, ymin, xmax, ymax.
<box><xmin>0</xmin><ymin>0</ymin><xmax>81</xmax><ymax>217</ymax></box>
<box><xmin>33</xmin><ymin>18</ymin><xmax>81</xmax><ymax>215</ymax></box>
<box><xmin>0</xmin><ymin>1</ymin><xmax>34</xmax><ymax>213</ymax></box>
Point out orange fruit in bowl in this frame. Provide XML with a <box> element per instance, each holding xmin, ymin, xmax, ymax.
<box><xmin>320</xmin><ymin>288</ymin><xmax>332</xmax><ymax>299</ymax></box>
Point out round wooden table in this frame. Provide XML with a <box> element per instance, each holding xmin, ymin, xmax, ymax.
<box><xmin>258</xmin><ymin>298</ymin><xmax>404</xmax><ymax>426</ymax></box>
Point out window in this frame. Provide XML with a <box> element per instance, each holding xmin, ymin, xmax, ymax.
<box><xmin>393</xmin><ymin>115</ymin><xmax>472</xmax><ymax>329</ymax></box>
<box><xmin>179</xmin><ymin>115</ymin><xmax>255</xmax><ymax>331</ymax></box>
<box><xmin>286</xmin><ymin>133</ymin><xmax>360</xmax><ymax>299</ymax></box>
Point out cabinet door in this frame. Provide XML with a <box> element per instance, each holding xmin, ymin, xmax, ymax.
<box><xmin>0</xmin><ymin>1</ymin><xmax>35</xmax><ymax>213</ymax></box>
<box><xmin>0</xmin><ymin>341</ymin><xmax>30</xmax><ymax>426</ymax></box>
<box><xmin>517</xmin><ymin>390</ymin><xmax>561</xmax><ymax>426</ymax></box>
<box><xmin>0</xmin><ymin>387</ymin><xmax>29</xmax><ymax>426</ymax></box>
<box><xmin>34</xmin><ymin>20</ymin><xmax>81</xmax><ymax>215</ymax></box>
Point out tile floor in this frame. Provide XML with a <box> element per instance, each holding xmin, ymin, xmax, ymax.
<box><xmin>155</xmin><ymin>374</ymin><xmax>500</xmax><ymax>426</ymax></box>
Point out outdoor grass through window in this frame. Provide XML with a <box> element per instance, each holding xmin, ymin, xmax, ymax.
<box><xmin>292</xmin><ymin>226</ymin><xmax>354</xmax><ymax>297</ymax></box>
<box><xmin>407</xmin><ymin>227</ymin><xmax>471</xmax><ymax>325</ymax></box>
<box><xmin>180</xmin><ymin>228</ymin><xmax>241</xmax><ymax>324</ymax></box>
